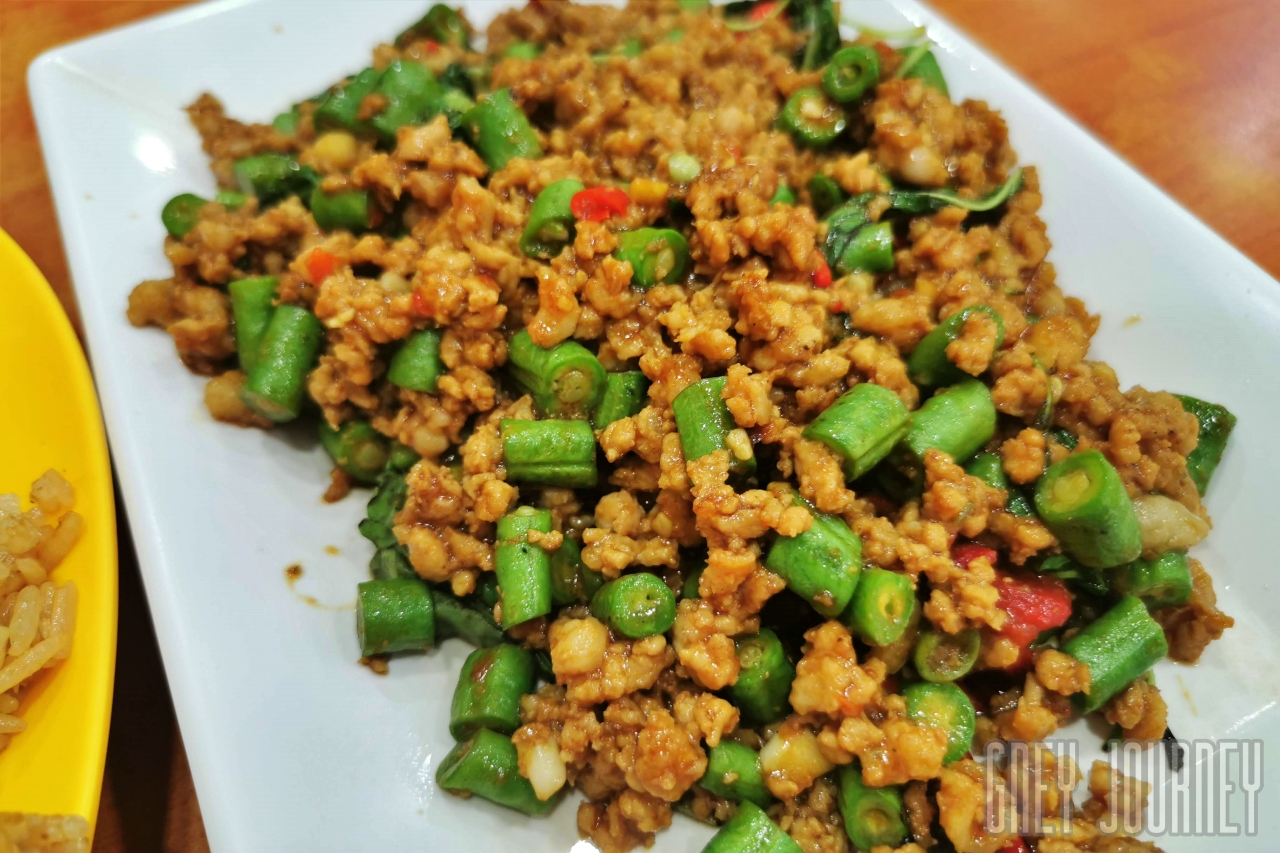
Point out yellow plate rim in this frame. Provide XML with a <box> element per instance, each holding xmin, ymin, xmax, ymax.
<box><xmin>0</xmin><ymin>227</ymin><xmax>117</xmax><ymax>828</ymax></box>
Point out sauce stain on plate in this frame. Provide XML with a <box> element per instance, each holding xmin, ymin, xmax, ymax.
<box><xmin>284</xmin><ymin>563</ymin><xmax>353</xmax><ymax>611</ymax></box>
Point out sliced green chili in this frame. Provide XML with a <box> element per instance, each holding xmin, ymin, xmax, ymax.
<box><xmin>823</xmin><ymin>45</ymin><xmax>881</xmax><ymax>103</ymax></box>
<box><xmin>777</xmin><ymin>88</ymin><xmax>847</xmax><ymax>147</ymax></box>
<box><xmin>913</xmin><ymin>628</ymin><xmax>980</xmax><ymax>683</ymax></box>
<box><xmin>161</xmin><ymin>193</ymin><xmax>208</xmax><ymax>239</ymax></box>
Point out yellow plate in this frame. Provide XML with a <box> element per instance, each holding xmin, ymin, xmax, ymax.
<box><xmin>0</xmin><ymin>228</ymin><xmax>116</xmax><ymax>828</ymax></box>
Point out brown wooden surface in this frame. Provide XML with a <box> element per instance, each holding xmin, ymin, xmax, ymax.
<box><xmin>1</xmin><ymin>1</ymin><xmax>1278</xmax><ymax>850</ymax></box>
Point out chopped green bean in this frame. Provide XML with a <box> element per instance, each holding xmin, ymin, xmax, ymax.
<box><xmin>913</xmin><ymin>628</ymin><xmax>980</xmax><ymax>683</ymax></box>
<box><xmin>228</xmin><ymin>275</ymin><xmax>278</xmax><ymax>374</ymax></box>
<box><xmin>387</xmin><ymin>329</ymin><xmax>444</xmax><ymax>394</ymax></box>
<box><xmin>842</xmin><ymin>568</ymin><xmax>915</xmax><ymax>646</ymax></box>
<box><xmin>319</xmin><ymin>420</ymin><xmax>390</xmax><ymax>483</ymax></box>
<box><xmin>614</xmin><ymin>228</ymin><xmax>691</xmax><ymax>289</ymax></box>
<box><xmin>520</xmin><ymin>179</ymin><xmax>584</xmax><ymax>259</ymax></box>
<box><xmin>437</xmin><ymin>729</ymin><xmax>559</xmax><ymax>816</ymax></box>
<box><xmin>837</xmin><ymin>764</ymin><xmax>907</xmax><ymax>851</ymax></box>
<box><xmin>590</xmin><ymin>573</ymin><xmax>677</xmax><ymax>638</ymax></box>
<box><xmin>500</xmin><ymin>419</ymin><xmax>598</xmax><ymax>487</ymax></box>
<box><xmin>765</xmin><ymin>499</ymin><xmax>862</xmax><ymax>618</ymax></box>
<box><xmin>507</xmin><ymin>329</ymin><xmax>607</xmax><ymax>419</ymax></box>
<box><xmin>672</xmin><ymin>376</ymin><xmax>756</xmax><ymax>478</ymax></box>
<box><xmin>240</xmin><ymin>305</ymin><xmax>324</xmax><ymax>423</ymax></box>
<box><xmin>1062</xmin><ymin>595</ymin><xmax>1169</xmax><ymax>713</ymax></box>
<box><xmin>730</xmin><ymin>629</ymin><xmax>795</xmax><ymax>725</ymax></box>
<box><xmin>449</xmin><ymin>644</ymin><xmax>535</xmax><ymax>739</ymax></box>
<box><xmin>700</xmin><ymin>741</ymin><xmax>772</xmax><ymax>807</ymax></box>
<box><xmin>803</xmin><ymin>383</ymin><xmax>911</xmax><ymax>480</ymax></box>
<box><xmin>907</xmin><ymin>305</ymin><xmax>1006</xmax><ymax>387</ymax></box>
<box><xmin>1035</xmin><ymin>450</ymin><xmax>1142</xmax><ymax>569</ymax></box>
<box><xmin>495</xmin><ymin>507</ymin><xmax>554</xmax><ymax>628</ymax></box>
<box><xmin>1174</xmin><ymin>394</ymin><xmax>1237</xmax><ymax>496</ymax></box>
<box><xmin>463</xmin><ymin>88</ymin><xmax>544</xmax><ymax>172</ymax></box>
<box><xmin>593</xmin><ymin>371</ymin><xmax>649</xmax><ymax>429</ymax></box>
<box><xmin>356</xmin><ymin>578</ymin><xmax>435</xmax><ymax>656</ymax></box>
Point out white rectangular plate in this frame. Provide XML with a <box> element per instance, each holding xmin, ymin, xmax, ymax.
<box><xmin>30</xmin><ymin>1</ymin><xmax>1280</xmax><ymax>850</ymax></box>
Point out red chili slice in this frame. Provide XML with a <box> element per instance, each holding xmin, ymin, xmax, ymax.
<box><xmin>749</xmin><ymin>1</ymin><xmax>779</xmax><ymax>21</ymax></box>
<box><xmin>951</xmin><ymin>541</ymin><xmax>999</xmax><ymax>571</ymax></box>
<box><xmin>998</xmin><ymin>839</ymin><xmax>1030</xmax><ymax>853</ymax></box>
<box><xmin>305</xmin><ymin>247</ymin><xmax>337</xmax><ymax>284</ymax></box>
<box><xmin>812</xmin><ymin>259</ymin><xmax>832</xmax><ymax>288</ymax></box>
<box><xmin>995</xmin><ymin>571</ymin><xmax>1072</xmax><ymax>647</ymax></box>
<box><xmin>570</xmin><ymin>186</ymin><xmax>631</xmax><ymax>222</ymax></box>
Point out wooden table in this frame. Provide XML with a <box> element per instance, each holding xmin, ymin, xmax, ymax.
<box><xmin>2</xmin><ymin>1</ymin><xmax>1277</xmax><ymax>850</ymax></box>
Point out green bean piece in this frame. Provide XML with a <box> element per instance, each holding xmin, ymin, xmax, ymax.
<box><xmin>369</xmin><ymin>546</ymin><xmax>415</xmax><ymax>582</ymax></box>
<box><xmin>896</xmin><ymin>46</ymin><xmax>949</xmax><ymax>97</ymax></box>
<box><xmin>1174</xmin><ymin>394</ymin><xmax>1237</xmax><ymax>496</ymax></box>
<box><xmin>520</xmin><ymin>179</ymin><xmax>585</xmax><ymax>259</ymax></box>
<box><xmin>908</xmin><ymin>305</ymin><xmax>1006</xmax><ymax>387</ymax></box>
<box><xmin>215</xmin><ymin>190</ymin><xmax>249</xmax><ymax>210</ymax></box>
<box><xmin>272</xmin><ymin>107</ymin><xmax>300</xmax><ymax>137</ymax></box>
<box><xmin>887</xmin><ymin>168</ymin><xmax>1023</xmax><ymax>216</ymax></box>
<box><xmin>777</xmin><ymin>87</ymin><xmax>847</xmax><ymax>147</ymax></box>
<box><xmin>842</xmin><ymin>568</ymin><xmax>915</xmax><ymax>646</ymax></box>
<box><xmin>240</xmin><ymin>305</ymin><xmax>324</xmax><ymax>422</ymax></box>
<box><xmin>434</xmin><ymin>86</ymin><xmax>477</xmax><ymax>133</ymax></box>
<box><xmin>1062</xmin><ymin>595</ymin><xmax>1169</xmax><ymax>713</ymax></box>
<box><xmin>232</xmin><ymin>153</ymin><xmax>317</xmax><ymax>203</ymax></box>
<box><xmin>433</xmin><ymin>590</ymin><xmax>505</xmax><ymax>648</ymax></box>
<box><xmin>463</xmin><ymin>88</ymin><xmax>544</xmax><ymax>172</ymax></box>
<box><xmin>700</xmin><ymin>741</ymin><xmax>772</xmax><ymax>808</ymax></box>
<box><xmin>730</xmin><ymin>629</ymin><xmax>795</xmax><ymax>725</ymax></box>
<box><xmin>504</xmin><ymin>41</ymin><xmax>542</xmax><ymax>60</ymax></box>
<box><xmin>161</xmin><ymin>193</ymin><xmax>207</xmax><ymax>239</ymax></box>
<box><xmin>314</xmin><ymin>67</ymin><xmax>384</xmax><ymax>135</ymax></box>
<box><xmin>387</xmin><ymin>329</ymin><xmax>444</xmax><ymax>393</ymax></box>
<box><xmin>401</xmin><ymin>3</ymin><xmax>471</xmax><ymax>49</ymax></box>
<box><xmin>682</xmin><ymin>562</ymin><xmax>706</xmax><ymax>601</ymax></box>
<box><xmin>765</xmin><ymin>499</ymin><xmax>862</xmax><ymax>618</ymax></box>
<box><xmin>507</xmin><ymin>329</ymin><xmax>607</xmax><ymax>419</ymax></box>
<box><xmin>371</xmin><ymin>60</ymin><xmax>442</xmax><ymax>140</ymax></box>
<box><xmin>802</xmin><ymin>383</ymin><xmax>912</xmax><ymax>480</ymax></box>
<box><xmin>614</xmin><ymin>228</ymin><xmax>691</xmax><ymax>289</ymax></box>
<box><xmin>701</xmin><ymin>801</ymin><xmax>802</xmax><ymax>853</ymax></box>
<box><xmin>309</xmin><ymin>186</ymin><xmax>373</xmax><ymax>232</ymax></box>
<box><xmin>619</xmin><ymin>37</ymin><xmax>644</xmax><ymax>57</ymax></box>
<box><xmin>769</xmin><ymin>182</ymin><xmax>797</xmax><ymax>206</ymax></box>
<box><xmin>449</xmin><ymin>644</ymin><xmax>536</xmax><ymax>739</ymax></box>
<box><xmin>668</xmin><ymin>152</ymin><xmax>702</xmax><ymax>184</ymax></box>
<box><xmin>436</xmin><ymin>729</ymin><xmax>559</xmax><ymax>816</ymax></box>
<box><xmin>356</xmin><ymin>578</ymin><xmax>435</xmax><ymax>656</ymax></box>
<box><xmin>227</xmin><ymin>275</ymin><xmax>278</xmax><ymax>374</ymax></box>
<box><xmin>837</xmin><ymin>764</ymin><xmax>907</xmax><ymax>851</ymax></box>
<box><xmin>838</xmin><ymin>221</ymin><xmax>894</xmax><ymax>274</ymax></box>
<box><xmin>884</xmin><ymin>379</ymin><xmax>997</xmax><ymax>494</ymax></box>
<box><xmin>902</xmin><ymin>682</ymin><xmax>975</xmax><ymax>765</ymax></box>
<box><xmin>823</xmin><ymin>46</ymin><xmax>881</xmax><ymax>103</ymax></box>
<box><xmin>678</xmin><ymin>0</ymin><xmax>710</xmax><ymax>10</ymax></box>
<box><xmin>964</xmin><ymin>452</ymin><xmax>1033</xmax><ymax>517</ymax></box>
<box><xmin>318</xmin><ymin>420</ymin><xmax>390</xmax><ymax>483</ymax></box>
<box><xmin>672</xmin><ymin>376</ymin><xmax>756</xmax><ymax>478</ymax></box>
<box><xmin>500</xmin><ymin>419</ymin><xmax>598</xmax><ymax>487</ymax></box>
<box><xmin>807</xmin><ymin>174</ymin><xmax>847</xmax><ymax>217</ymax></box>
<box><xmin>387</xmin><ymin>440</ymin><xmax>421</xmax><ymax>471</ymax></box>
<box><xmin>494</xmin><ymin>507</ymin><xmax>555</xmax><ymax>629</ymax></box>
<box><xmin>913</xmin><ymin>628</ymin><xmax>980</xmax><ymax>683</ymax></box>
<box><xmin>1111</xmin><ymin>551</ymin><xmax>1193</xmax><ymax>609</ymax></box>
<box><xmin>590</xmin><ymin>573</ymin><xmax>677</xmax><ymax>638</ymax></box>
<box><xmin>1034</xmin><ymin>450</ymin><xmax>1142</xmax><ymax>569</ymax></box>
<box><xmin>593</xmin><ymin>371</ymin><xmax>650</xmax><ymax>430</ymax></box>
<box><xmin>549</xmin><ymin>536</ymin><xmax>605</xmax><ymax>606</ymax></box>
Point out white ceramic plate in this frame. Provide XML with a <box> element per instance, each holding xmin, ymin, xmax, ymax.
<box><xmin>29</xmin><ymin>1</ymin><xmax>1280</xmax><ymax>850</ymax></box>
